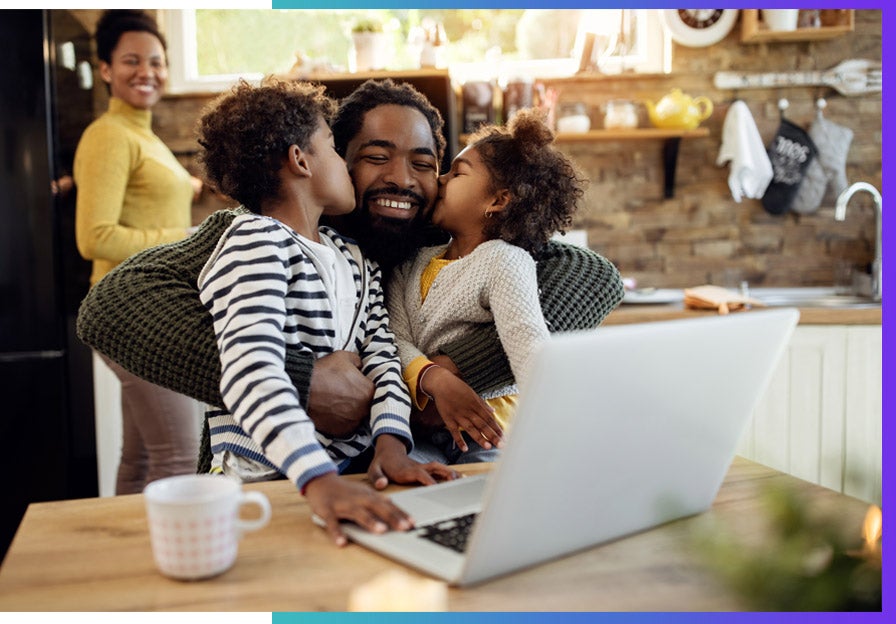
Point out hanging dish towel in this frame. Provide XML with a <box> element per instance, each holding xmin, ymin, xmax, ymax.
<box><xmin>762</xmin><ymin>117</ymin><xmax>818</xmax><ymax>215</ymax></box>
<box><xmin>791</xmin><ymin>111</ymin><xmax>854</xmax><ymax>214</ymax></box>
<box><xmin>716</xmin><ymin>100</ymin><xmax>773</xmax><ymax>203</ymax></box>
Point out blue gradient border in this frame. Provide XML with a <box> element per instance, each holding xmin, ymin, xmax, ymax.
<box><xmin>272</xmin><ymin>2</ymin><xmax>889</xmax><ymax>622</ymax></box>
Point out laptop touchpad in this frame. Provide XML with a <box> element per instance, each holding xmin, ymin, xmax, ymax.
<box><xmin>393</xmin><ymin>475</ymin><xmax>487</xmax><ymax>521</ymax></box>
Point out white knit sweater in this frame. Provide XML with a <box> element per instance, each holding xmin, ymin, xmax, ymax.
<box><xmin>387</xmin><ymin>239</ymin><xmax>549</xmax><ymax>398</ymax></box>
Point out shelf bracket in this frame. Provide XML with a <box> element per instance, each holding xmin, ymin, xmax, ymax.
<box><xmin>662</xmin><ymin>138</ymin><xmax>681</xmax><ymax>199</ymax></box>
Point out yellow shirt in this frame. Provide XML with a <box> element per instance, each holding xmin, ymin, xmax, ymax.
<box><xmin>403</xmin><ymin>252</ymin><xmax>518</xmax><ymax>431</ymax></box>
<box><xmin>74</xmin><ymin>97</ymin><xmax>193</xmax><ymax>285</ymax></box>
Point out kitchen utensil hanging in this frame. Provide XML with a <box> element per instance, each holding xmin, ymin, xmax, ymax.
<box><xmin>714</xmin><ymin>59</ymin><xmax>881</xmax><ymax>97</ymax></box>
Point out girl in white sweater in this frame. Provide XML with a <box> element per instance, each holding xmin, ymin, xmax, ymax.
<box><xmin>387</xmin><ymin>109</ymin><xmax>587</xmax><ymax>464</ymax></box>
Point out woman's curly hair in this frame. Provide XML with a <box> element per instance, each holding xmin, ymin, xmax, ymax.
<box><xmin>467</xmin><ymin>108</ymin><xmax>587</xmax><ymax>257</ymax></box>
<box><xmin>95</xmin><ymin>9</ymin><xmax>166</xmax><ymax>64</ymax></box>
<box><xmin>195</xmin><ymin>77</ymin><xmax>336</xmax><ymax>213</ymax></box>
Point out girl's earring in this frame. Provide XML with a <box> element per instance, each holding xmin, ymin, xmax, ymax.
<box><xmin>484</xmin><ymin>210</ymin><xmax>493</xmax><ymax>219</ymax></box>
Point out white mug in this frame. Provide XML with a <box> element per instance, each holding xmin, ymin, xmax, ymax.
<box><xmin>763</xmin><ymin>9</ymin><xmax>800</xmax><ymax>32</ymax></box>
<box><xmin>144</xmin><ymin>474</ymin><xmax>271</xmax><ymax>580</ymax></box>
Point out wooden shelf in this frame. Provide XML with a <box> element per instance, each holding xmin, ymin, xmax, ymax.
<box><xmin>460</xmin><ymin>127</ymin><xmax>709</xmax><ymax>144</ymax></box>
<box><xmin>557</xmin><ymin>128</ymin><xmax>709</xmax><ymax>142</ymax></box>
<box><xmin>461</xmin><ymin>127</ymin><xmax>710</xmax><ymax>199</ymax></box>
<box><xmin>740</xmin><ymin>9</ymin><xmax>854</xmax><ymax>44</ymax></box>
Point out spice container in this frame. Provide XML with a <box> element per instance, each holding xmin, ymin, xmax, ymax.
<box><xmin>502</xmin><ymin>78</ymin><xmax>534</xmax><ymax>123</ymax></box>
<box><xmin>603</xmin><ymin>99</ymin><xmax>639</xmax><ymax>129</ymax></box>
<box><xmin>556</xmin><ymin>102</ymin><xmax>591</xmax><ymax>133</ymax></box>
<box><xmin>462</xmin><ymin>81</ymin><xmax>495</xmax><ymax>134</ymax></box>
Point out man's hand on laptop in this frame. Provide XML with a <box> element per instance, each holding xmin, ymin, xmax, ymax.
<box><xmin>304</xmin><ymin>473</ymin><xmax>414</xmax><ymax>547</ymax></box>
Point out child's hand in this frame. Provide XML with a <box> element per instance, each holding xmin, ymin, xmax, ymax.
<box><xmin>421</xmin><ymin>366</ymin><xmax>504</xmax><ymax>453</ymax></box>
<box><xmin>303</xmin><ymin>472</ymin><xmax>413</xmax><ymax>547</ymax></box>
<box><xmin>367</xmin><ymin>434</ymin><xmax>459</xmax><ymax>490</ymax></box>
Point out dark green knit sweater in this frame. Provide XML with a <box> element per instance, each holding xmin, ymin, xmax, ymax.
<box><xmin>76</xmin><ymin>209</ymin><xmax>623</xmax><ymax>469</ymax></box>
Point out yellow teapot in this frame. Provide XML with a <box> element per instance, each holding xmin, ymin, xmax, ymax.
<box><xmin>644</xmin><ymin>89</ymin><xmax>713</xmax><ymax>130</ymax></box>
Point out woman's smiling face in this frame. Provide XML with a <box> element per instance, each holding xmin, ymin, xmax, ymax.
<box><xmin>100</xmin><ymin>30</ymin><xmax>168</xmax><ymax>110</ymax></box>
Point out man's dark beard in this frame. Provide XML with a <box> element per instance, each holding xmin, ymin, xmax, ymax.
<box><xmin>336</xmin><ymin>210</ymin><xmax>446</xmax><ymax>278</ymax></box>
<box><xmin>324</xmin><ymin>198</ymin><xmax>448</xmax><ymax>279</ymax></box>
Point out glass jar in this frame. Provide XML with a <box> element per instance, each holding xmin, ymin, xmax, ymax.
<box><xmin>603</xmin><ymin>99</ymin><xmax>639</xmax><ymax>129</ymax></box>
<box><xmin>502</xmin><ymin>78</ymin><xmax>534</xmax><ymax>123</ymax></box>
<box><xmin>556</xmin><ymin>102</ymin><xmax>591</xmax><ymax>133</ymax></box>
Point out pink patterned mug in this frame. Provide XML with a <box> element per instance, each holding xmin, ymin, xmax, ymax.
<box><xmin>143</xmin><ymin>474</ymin><xmax>271</xmax><ymax>580</ymax></box>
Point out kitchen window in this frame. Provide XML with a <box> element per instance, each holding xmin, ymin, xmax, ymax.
<box><xmin>160</xmin><ymin>9</ymin><xmax>669</xmax><ymax>95</ymax></box>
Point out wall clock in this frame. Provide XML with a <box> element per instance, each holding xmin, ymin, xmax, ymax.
<box><xmin>661</xmin><ymin>9</ymin><xmax>739</xmax><ymax>47</ymax></box>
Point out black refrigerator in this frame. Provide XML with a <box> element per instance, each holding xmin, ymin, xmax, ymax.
<box><xmin>0</xmin><ymin>10</ymin><xmax>98</xmax><ymax>560</ymax></box>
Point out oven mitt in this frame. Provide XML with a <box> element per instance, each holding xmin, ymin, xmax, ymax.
<box><xmin>791</xmin><ymin>112</ymin><xmax>854</xmax><ymax>214</ymax></box>
<box><xmin>790</xmin><ymin>158</ymin><xmax>827</xmax><ymax>214</ymax></box>
<box><xmin>761</xmin><ymin>118</ymin><xmax>818</xmax><ymax>215</ymax></box>
<box><xmin>813</xmin><ymin>114</ymin><xmax>853</xmax><ymax>204</ymax></box>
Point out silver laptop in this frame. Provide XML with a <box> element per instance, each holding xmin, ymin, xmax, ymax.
<box><xmin>328</xmin><ymin>308</ymin><xmax>799</xmax><ymax>586</ymax></box>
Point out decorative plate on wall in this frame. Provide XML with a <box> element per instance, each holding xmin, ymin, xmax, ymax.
<box><xmin>661</xmin><ymin>9</ymin><xmax>740</xmax><ymax>47</ymax></box>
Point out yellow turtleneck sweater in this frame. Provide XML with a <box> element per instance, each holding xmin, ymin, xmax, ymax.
<box><xmin>74</xmin><ymin>97</ymin><xmax>193</xmax><ymax>285</ymax></box>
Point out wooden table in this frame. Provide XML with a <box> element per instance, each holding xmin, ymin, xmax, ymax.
<box><xmin>0</xmin><ymin>458</ymin><xmax>872</xmax><ymax>612</ymax></box>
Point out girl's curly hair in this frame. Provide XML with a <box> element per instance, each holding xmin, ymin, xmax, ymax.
<box><xmin>195</xmin><ymin>77</ymin><xmax>336</xmax><ymax>213</ymax></box>
<box><xmin>467</xmin><ymin>108</ymin><xmax>587</xmax><ymax>257</ymax></box>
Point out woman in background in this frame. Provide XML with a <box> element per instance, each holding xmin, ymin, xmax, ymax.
<box><xmin>75</xmin><ymin>9</ymin><xmax>202</xmax><ymax>494</ymax></box>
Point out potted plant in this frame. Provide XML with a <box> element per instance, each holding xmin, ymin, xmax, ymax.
<box><xmin>350</xmin><ymin>18</ymin><xmax>388</xmax><ymax>72</ymax></box>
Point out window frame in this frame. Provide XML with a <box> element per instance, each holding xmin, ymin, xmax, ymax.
<box><xmin>159</xmin><ymin>9</ymin><xmax>670</xmax><ymax>95</ymax></box>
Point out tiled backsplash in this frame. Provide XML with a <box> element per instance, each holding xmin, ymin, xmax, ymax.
<box><xmin>91</xmin><ymin>9</ymin><xmax>880</xmax><ymax>290</ymax></box>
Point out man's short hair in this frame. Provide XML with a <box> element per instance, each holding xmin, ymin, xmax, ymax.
<box><xmin>331</xmin><ymin>79</ymin><xmax>446</xmax><ymax>163</ymax></box>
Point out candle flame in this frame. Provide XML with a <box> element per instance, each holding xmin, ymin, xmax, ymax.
<box><xmin>862</xmin><ymin>505</ymin><xmax>882</xmax><ymax>552</ymax></box>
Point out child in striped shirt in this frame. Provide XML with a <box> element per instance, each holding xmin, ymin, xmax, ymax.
<box><xmin>196</xmin><ymin>78</ymin><xmax>456</xmax><ymax>545</ymax></box>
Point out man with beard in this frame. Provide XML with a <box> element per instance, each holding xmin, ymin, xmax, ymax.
<box><xmin>77</xmin><ymin>79</ymin><xmax>624</xmax><ymax>471</ymax></box>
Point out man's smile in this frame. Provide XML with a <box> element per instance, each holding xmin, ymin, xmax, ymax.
<box><xmin>363</xmin><ymin>189</ymin><xmax>427</xmax><ymax>221</ymax></box>
<box><xmin>372</xmin><ymin>197</ymin><xmax>413</xmax><ymax>211</ymax></box>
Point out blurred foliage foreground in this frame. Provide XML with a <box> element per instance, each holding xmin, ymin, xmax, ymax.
<box><xmin>695</xmin><ymin>484</ymin><xmax>882</xmax><ymax>611</ymax></box>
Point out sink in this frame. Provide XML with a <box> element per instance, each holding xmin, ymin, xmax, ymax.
<box><xmin>749</xmin><ymin>287</ymin><xmax>880</xmax><ymax>309</ymax></box>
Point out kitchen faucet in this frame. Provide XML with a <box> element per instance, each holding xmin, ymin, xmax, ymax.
<box><xmin>835</xmin><ymin>182</ymin><xmax>882</xmax><ymax>301</ymax></box>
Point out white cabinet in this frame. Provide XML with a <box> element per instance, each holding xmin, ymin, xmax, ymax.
<box><xmin>737</xmin><ymin>325</ymin><xmax>882</xmax><ymax>504</ymax></box>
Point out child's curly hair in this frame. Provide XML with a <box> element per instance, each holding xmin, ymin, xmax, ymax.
<box><xmin>467</xmin><ymin>108</ymin><xmax>587</xmax><ymax>257</ymax></box>
<box><xmin>196</xmin><ymin>77</ymin><xmax>336</xmax><ymax>213</ymax></box>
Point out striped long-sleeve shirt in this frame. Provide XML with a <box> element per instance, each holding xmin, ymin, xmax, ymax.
<box><xmin>198</xmin><ymin>214</ymin><xmax>412</xmax><ymax>491</ymax></box>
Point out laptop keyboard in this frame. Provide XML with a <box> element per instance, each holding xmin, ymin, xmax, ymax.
<box><xmin>416</xmin><ymin>513</ymin><xmax>478</xmax><ymax>553</ymax></box>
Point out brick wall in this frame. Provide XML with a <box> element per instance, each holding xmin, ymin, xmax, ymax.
<box><xmin>80</xmin><ymin>9</ymin><xmax>882</xmax><ymax>289</ymax></box>
<box><xmin>536</xmin><ymin>10</ymin><xmax>882</xmax><ymax>288</ymax></box>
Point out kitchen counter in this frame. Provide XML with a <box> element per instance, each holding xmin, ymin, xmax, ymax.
<box><xmin>605</xmin><ymin>302</ymin><xmax>881</xmax><ymax>326</ymax></box>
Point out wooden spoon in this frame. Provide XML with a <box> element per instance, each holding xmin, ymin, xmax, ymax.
<box><xmin>714</xmin><ymin>59</ymin><xmax>881</xmax><ymax>97</ymax></box>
